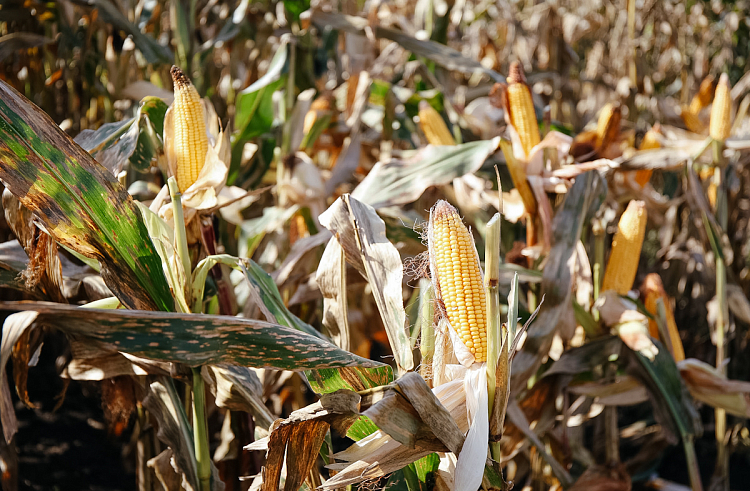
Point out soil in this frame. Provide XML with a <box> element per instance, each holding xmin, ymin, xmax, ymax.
<box><xmin>10</xmin><ymin>330</ymin><xmax>134</xmax><ymax>491</ymax></box>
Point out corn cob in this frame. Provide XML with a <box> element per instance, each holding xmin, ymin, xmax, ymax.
<box><xmin>602</xmin><ymin>200</ymin><xmax>647</xmax><ymax>295</ymax></box>
<box><xmin>170</xmin><ymin>66</ymin><xmax>208</xmax><ymax>192</ymax></box>
<box><xmin>634</xmin><ymin>124</ymin><xmax>661</xmax><ymax>187</ymax></box>
<box><xmin>500</xmin><ymin>139</ymin><xmax>536</xmax><ymax>214</ymax></box>
<box><xmin>681</xmin><ymin>104</ymin><xmax>707</xmax><ymax>134</ymax></box>
<box><xmin>641</xmin><ymin>273</ymin><xmax>685</xmax><ymax>362</ymax></box>
<box><xmin>506</xmin><ymin>62</ymin><xmax>540</xmax><ymax>157</ymax></box>
<box><xmin>418</xmin><ymin>101</ymin><xmax>455</xmax><ymax>145</ymax></box>
<box><xmin>595</xmin><ymin>102</ymin><xmax>621</xmax><ymax>151</ymax></box>
<box><xmin>430</xmin><ymin>200</ymin><xmax>487</xmax><ymax>362</ymax></box>
<box><xmin>709</xmin><ymin>73</ymin><xmax>732</xmax><ymax>141</ymax></box>
<box><xmin>689</xmin><ymin>75</ymin><xmax>715</xmax><ymax>114</ymax></box>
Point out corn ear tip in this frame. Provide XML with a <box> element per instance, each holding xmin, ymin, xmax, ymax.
<box><xmin>170</xmin><ymin>65</ymin><xmax>191</xmax><ymax>88</ymax></box>
<box><xmin>507</xmin><ymin>61</ymin><xmax>526</xmax><ymax>84</ymax></box>
<box><xmin>718</xmin><ymin>73</ymin><xmax>730</xmax><ymax>90</ymax></box>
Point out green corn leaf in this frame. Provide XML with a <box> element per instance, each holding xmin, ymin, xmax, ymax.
<box><xmin>0</xmin><ymin>80</ymin><xmax>173</xmax><ymax>311</ymax></box>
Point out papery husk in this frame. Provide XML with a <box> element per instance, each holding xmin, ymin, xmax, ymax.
<box><xmin>322</xmin><ymin>378</ymin><xmax>468</xmax><ymax>489</ymax></box>
<box><xmin>454</xmin><ymin>365</ymin><xmax>489</xmax><ymax>491</ymax></box>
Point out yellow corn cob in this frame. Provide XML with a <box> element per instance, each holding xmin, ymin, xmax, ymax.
<box><xmin>171</xmin><ymin>66</ymin><xmax>208</xmax><ymax>192</ymax></box>
<box><xmin>641</xmin><ymin>273</ymin><xmax>685</xmax><ymax>362</ymax></box>
<box><xmin>602</xmin><ymin>200</ymin><xmax>647</xmax><ymax>295</ymax></box>
<box><xmin>689</xmin><ymin>75</ymin><xmax>715</xmax><ymax>114</ymax></box>
<box><xmin>506</xmin><ymin>62</ymin><xmax>540</xmax><ymax>157</ymax></box>
<box><xmin>418</xmin><ymin>101</ymin><xmax>455</xmax><ymax>145</ymax></box>
<box><xmin>634</xmin><ymin>124</ymin><xmax>661</xmax><ymax>187</ymax></box>
<box><xmin>500</xmin><ymin>139</ymin><xmax>536</xmax><ymax>214</ymax></box>
<box><xmin>595</xmin><ymin>102</ymin><xmax>621</xmax><ymax>151</ymax></box>
<box><xmin>709</xmin><ymin>73</ymin><xmax>732</xmax><ymax>141</ymax></box>
<box><xmin>681</xmin><ymin>105</ymin><xmax>705</xmax><ymax>134</ymax></box>
<box><xmin>430</xmin><ymin>200</ymin><xmax>487</xmax><ymax>362</ymax></box>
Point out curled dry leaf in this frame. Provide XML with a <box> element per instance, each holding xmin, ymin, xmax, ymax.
<box><xmin>249</xmin><ymin>390</ymin><xmax>361</xmax><ymax>491</ymax></box>
<box><xmin>678</xmin><ymin>358</ymin><xmax>750</xmax><ymax>418</ymax></box>
<box><xmin>318</xmin><ymin>195</ymin><xmax>413</xmax><ymax>373</ymax></box>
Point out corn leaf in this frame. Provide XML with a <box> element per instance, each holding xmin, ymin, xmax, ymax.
<box><xmin>319</xmin><ymin>195</ymin><xmax>414</xmax><ymax>373</ymax></box>
<box><xmin>0</xmin><ymin>81</ymin><xmax>173</xmax><ymax>311</ymax></box>
<box><xmin>75</xmin><ymin>96</ymin><xmax>168</xmax><ymax>174</ymax></box>
<box><xmin>511</xmin><ymin>170</ymin><xmax>607</xmax><ymax>391</ymax></box>
<box><xmin>0</xmin><ymin>302</ymin><xmax>383</xmax><ymax>370</ymax></box>
<box><xmin>351</xmin><ymin>138</ymin><xmax>501</xmax><ymax>209</ymax></box>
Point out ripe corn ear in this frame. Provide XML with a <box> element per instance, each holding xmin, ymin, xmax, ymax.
<box><xmin>595</xmin><ymin>102</ymin><xmax>621</xmax><ymax>151</ymax></box>
<box><xmin>634</xmin><ymin>125</ymin><xmax>661</xmax><ymax>187</ymax></box>
<box><xmin>680</xmin><ymin>105</ymin><xmax>705</xmax><ymax>134</ymax></box>
<box><xmin>689</xmin><ymin>75</ymin><xmax>715</xmax><ymax>114</ymax></box>
<box><xmin>506</xmin><ymin>62</ymin><xmax>540</xmax><ymax>157</ymax></box>
<box><xmin>642</xmin><ymin>273</ymin><xmax>685</xmax><ymax>362</ymax></box>
<box><xmin>500</xmin><ymin>139</ymin><xmax>536</xmax><ymax>214</ymax></box>
<box><xmin>710</xmin><ymin>73</ymin><xmax>732</xmax><ymax>141</ymax></box>
<box><xmin>430</xmin><ymin>200</ymin><xmax>487</xmax><ymax>362</ymax></box>
<box><xmin>170</xmin><ymin>66</ymin><xmax>208</xmax><ymax>192</ymax></box>
<box><xmin>419</xmin><ymin>101</ymin><xmax>455</xmax><ymax>145</ymax></box>
<box><xmin>602</xmin><ymin>200</ymin><xmax>647</xmax><ymax>295</ymax></box>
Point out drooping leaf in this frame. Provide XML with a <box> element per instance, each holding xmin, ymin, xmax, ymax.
<box><xmin>0</xmin><ymin>303</ymin><xmax>383</xmax><ymax>371</ymax></box>
<box><xmin>75</xmin><ymin>97</ymin><xmax>168</xmax><ymax>174</ymax></box>
<box><xmin>0</xmin><ymin>81</ymin><xmax>173</xmax><ymax>311</ymax></box>
<box><xmin>142</xmin><ymin>377</ymin><xmax>200</xmax><ymax>491</ymax></box>
<box><xmin>511</xmin><ymin>171</ymin><xmax>607</xmax><ymax>391</ymax></box>
<box><xmin>679</xmin><ymin>358</ymin><xmax>750</xmax><ymax>418</ymax></box>
<box><xmin>203</xmin><ymin>365</ymin><xmax>276</xmax><ymax>430</ymax></box>
<box><xmin>319</xmin><ymin>195</ymin><xmax>414</xmax><ymax>373</ymax></box>
<box><xmin>191</xmin><ymin>254</ymin><xmax>320</xmax><ymax>338</ymax></box>
<box><xmin>624</xmin><ymin>338</ymin><xmax>701</xmax><ymax>444</ymax></box>
<box><xmin>351</xmin><ymin>138</ymin><xmax>501</xmax><ymax>209</ymax></box>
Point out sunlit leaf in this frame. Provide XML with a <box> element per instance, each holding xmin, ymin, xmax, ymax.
<box><xmin>351</xmin><ymin>138</ymin><xmax>501</xmax><ymax>209</ymax></box>
<box><xmin>0</xmin><ymin>81</ymin><xmax>173</xmax><ymax>311</ymax></box>
<box><xmin>0</xmin><ymin>303</ymin><xmax>383</xmax><ymax>370</ymax></box>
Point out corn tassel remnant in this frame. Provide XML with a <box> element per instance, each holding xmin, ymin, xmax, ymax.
<box><xmin>709</xmin><ymin>73</ymin><xmax>732</xmax><ymax>141</ymax></box>
<box><xmin>602</xmin><ymin>200</ymin><xmax>647</xmax><ymax>295</ymax></box>
<box><xmin>634</xmin><ymin>124</ymin><xmax>661</xmax><ymax>187</ymax></box>
<box><xmin>506</xmin><ymin>62</ymin><xmax>540</xmax><ymax>157</ymax></box>
<box><xmin>641</xmin><ymin>273</ymin><xmax>685</xmax><ymax>362</ymax></box>
<box><xmin>171</xmin><ymin>66</ymin><xmax>208</xmax><ymax>192</ymax></box>
<box><xmin>595</xmin><ymin>102</ymin><xmax>621</xmax><ymax>151</ymax></box>
<box><xmin>418</xmin><ymin>101</ymin><xmax>455</xmax><ymax>145</ymax></box>
<box><xmin>430</xmin><ymin>200</ymin><xmax>487</xmax><ymax>362</ymax></box>
<box><xmin>500</xmin><ymin>139</ymin><xmax>536</xmax><ymax>214</ymax></box>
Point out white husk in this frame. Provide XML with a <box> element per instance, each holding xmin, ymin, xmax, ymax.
<box><xmin>454</xmin><ymin>365</ymin><xmax>489</xmax><ymax>491</ymax></box>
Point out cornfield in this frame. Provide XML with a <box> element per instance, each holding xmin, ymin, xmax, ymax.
<box><xmin>0</xmin><ymin>0</ymin><xmax>750</xmax><ymax>490</ymax></box>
